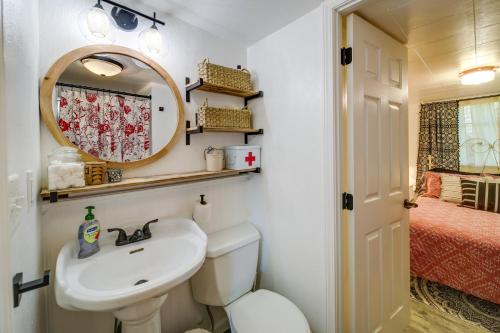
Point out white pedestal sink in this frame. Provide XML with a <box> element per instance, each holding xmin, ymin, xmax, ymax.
<box><xmin>55</xmin><ymin>218</ymin><xmax>207</xmax><ymax>333</ymax></box>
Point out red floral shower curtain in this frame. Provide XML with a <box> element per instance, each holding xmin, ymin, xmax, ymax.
<box><xmin>58</xmin><ymin>87</ymin><xmax>152</xmax><ymax>162</ymax></box>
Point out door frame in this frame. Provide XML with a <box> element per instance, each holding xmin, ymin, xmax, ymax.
<box><xmin>322</xmin><ymin>0</ymin><xmax>374</xmax><ymax>332</ymax></box>
<box><xmin>0</xmin><ymin>0</ymin><xmax>14</xmax><ymax>331</ymax></box>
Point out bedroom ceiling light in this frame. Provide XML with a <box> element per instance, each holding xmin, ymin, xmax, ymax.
<box><xmin>459</xmin><ymin>0</ymin><xmax>497</xmax><ymax>85</ymax></box>
<box><xmin>138</xmin><ymin>12</ymin><xmax>163</xmax><ymax>56</ymax></box>
<box><xmin>459</xmin><ymin>66</ymin><xmax>497</xmax><ymax>85</ymax></box>
<box><xmin>81</xmin><ymin>56</ymin><xmax>124</xmax><ymax>77</ymax></box>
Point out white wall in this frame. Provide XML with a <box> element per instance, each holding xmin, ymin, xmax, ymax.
<box><xmin>150</xmin><ymin>83</ymin><xmax>178</xmax><ymax>153</ymax></box>
<box><xmin>247</xmin><ymin>6</ymin><xmax>327</xmax><ymax>333</ymax></box>
<box><xmin>408</xmin><ymin>102</ymin><xmax>419</xmax><ymax>188</ymax></box>
<box><xmin>38</xmin><ymin>0</ymin><xmax>253</xmax><ymax>332</ymax></box>
<box><xmin>3</xmin><ymin>0</ymin><xmax>46</xmax><ymax>332</ymax></box>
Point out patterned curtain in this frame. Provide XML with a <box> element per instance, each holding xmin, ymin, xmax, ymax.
<box><xmin>416</xmin><ymin>100</ymin><xmax>460</xmax><ymax>184</ymax></box>
<box><xmin>58</xmin><ymin>87</ymin><xmax>152</xmax><ymax>162</ymax></box>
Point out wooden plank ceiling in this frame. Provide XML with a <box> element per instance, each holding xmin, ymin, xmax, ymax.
<box><xmin>356</xmin><ymin>0</ymin><xmax>500</xmax><ymax>102</ymax></box>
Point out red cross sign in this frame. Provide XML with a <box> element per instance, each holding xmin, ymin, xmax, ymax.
<box><xmin>245</xmin><ymin>152</ymin><xmax>256</xmax><ymax>166</ymax></box>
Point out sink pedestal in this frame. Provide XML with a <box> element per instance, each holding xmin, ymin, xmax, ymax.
<box><xmin>114</xmin><ymin>294</ymin><xmax>168</xmax><ymax>333</ymax></box>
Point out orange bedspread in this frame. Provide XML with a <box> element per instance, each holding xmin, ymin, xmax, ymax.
<box><xmin>410</xmin><ymin>197</ymin><xmax>500</xmax><ymax>304</ymax></box>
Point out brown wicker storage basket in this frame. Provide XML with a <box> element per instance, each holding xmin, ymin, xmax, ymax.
<box><xmin>198</xmin><ymin>100</ymin><xmax>252</xmax><ymax>129</ymax></box>
<box><xmin>198</xmin><ymin>59</ymin><xmax>253</xmax><ymax>92</ymax></box>
<box><xmin>84</xmin><ymin>161</ymin><xmax>107</xmax><ymax>185</ymax></box>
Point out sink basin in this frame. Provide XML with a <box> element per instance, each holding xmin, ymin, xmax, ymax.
<box><xmin>55</xmin><ymin>217</ymin><xmax>207</xmax><ymax>333</ymax></box>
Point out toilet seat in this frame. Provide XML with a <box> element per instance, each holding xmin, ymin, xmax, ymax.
<box><xmin>225</xmin><ymin>289</ymin><xmax>311</xmax><ymax>333</ymax></box>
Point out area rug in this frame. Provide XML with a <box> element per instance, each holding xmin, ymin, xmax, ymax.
<box><xmin>410</xmin><ymin>276</ymin><xmax>500</xmax><ymax>332</ymax></box>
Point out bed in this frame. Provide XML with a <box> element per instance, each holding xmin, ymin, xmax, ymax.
<box><xmin>410</xmin><ymin>196</ymin><xmax>500</xmax><ymax>304</ymax></box>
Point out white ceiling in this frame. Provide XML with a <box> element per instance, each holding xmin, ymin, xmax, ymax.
<box><xmin>138</xmin><ymin>0</ymin><xmax>323</xmax><ymax>46</ymax></box>
<box><xmin>356</xmin><ymin>0</ymin><xmax>500</xmax><ymax>103</ymax></box>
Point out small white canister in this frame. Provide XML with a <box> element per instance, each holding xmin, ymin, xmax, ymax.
<box><xmin>224</xmin><ymin>145</ymin><xmax>261</xmax><ymax>170</ymax></box>
<box><xmin>204</xmin><ymin>147</ymin><xmax>225</xmax><ymax>172</ymax></box>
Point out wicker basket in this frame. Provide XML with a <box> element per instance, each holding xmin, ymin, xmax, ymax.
<box><xmin>198</xmin><ymin>59</ymin><xmax>253</xmax><ymax>92</ymax></box>
<box><xmin>198</xmin><ymin>100</ymin><xmax>252</xmax><ymax>129</ymax></box>
<box><xmin>84</xmin><ymin>162</ymin><xmax>107</xmax><ymax>185</ymax></box>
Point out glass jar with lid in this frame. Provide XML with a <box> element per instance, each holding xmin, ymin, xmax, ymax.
<box><xmin>48</xmin><ymin>147</ymin><xmax>85</xmax><ymax>190</ymax></box>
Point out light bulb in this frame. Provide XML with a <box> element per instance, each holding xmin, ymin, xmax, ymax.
<box><xmin>86</xmin><ymin>4</ymin><xmax>111</xmax><ymax>38</ymax></box>
<box><xmin>78</xmin><ymin>2</ymin><xmax>115</xmax><ymax>44</ymax></box>
<box><xmin>138</xmin><ymin>25</ymin><xmax>162</xmax><ymax>55</ymax></box>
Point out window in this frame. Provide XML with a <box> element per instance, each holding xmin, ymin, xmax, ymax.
<box><xmin>459</xmin><ymin>96</ymin><xmax>500</xmax><ymax>173</ymax></box>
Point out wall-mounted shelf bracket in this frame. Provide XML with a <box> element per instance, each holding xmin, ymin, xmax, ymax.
<box><xmin>13</xmin><ymin>270</ymin><xmax>50</xmax><ymax>308</ymax></box>
<box><xmin>186</xmin><ymin>120</ymin><xmax>203</xmax><ymax>145</ymax></box>
<box><xmin>49</xmin><ymin>192</ymin><xmax>68</xmax><ymax>203</ymax></box>
<box><xmin>185</xmin><ymin>77</ymin><xmax>203</xmax><ymax>103</ymax></box>
<box><xmin>244</xmin><ymin>91</ymin><xmax>264</xmax><ymax>106</ymax></box>
<box><xmin>244</xmin><ymin>129</ymin><xmax>264</xmax><ymax>144</ymax></box>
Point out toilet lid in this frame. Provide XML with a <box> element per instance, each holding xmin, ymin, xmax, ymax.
<box><xmin>226</xmin><ymin>290</ymin><xmax>310</xmax><ymax>333</ymax></box>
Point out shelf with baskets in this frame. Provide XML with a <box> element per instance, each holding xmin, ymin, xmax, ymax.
<box><xmin>185</xmin><ymin>77</ymin><xmax>264</xmax><ymax>105</ymax></box>
<box><xmin>185</xmin><ymin>61</ymin><xmax>264</xmax><ymax>145</ymax></box>
<box><xmin>185</xmin><ymin>121</ymin><xmax>263</xmax><ymax>145</ymax></box>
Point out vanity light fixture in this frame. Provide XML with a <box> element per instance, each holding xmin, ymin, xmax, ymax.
<box><xmin>81</xmin><ymin>56</ymin><xmax>124</xmax><ymax>77</ymax></box>
<box><xmin>138</xmin><ymin>12</ymin><xmax>163</xmax><ymax>56</ymax></box>
<box><xmin>79</xmin><ymin>0</ymin><xmax>165</xmax><ymax>55</ymax></box>
<box><xmin>459</xmin><ymin>0</ymin><xmax>497</xmax><ymax>85</ymax></box>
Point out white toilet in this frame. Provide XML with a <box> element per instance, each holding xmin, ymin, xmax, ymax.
<box><xmin>190</xmin><ymin>223</ymin><xmax>311</xmax><ymax>333</ymax></box>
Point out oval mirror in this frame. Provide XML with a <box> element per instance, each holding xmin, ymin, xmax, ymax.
<box><xmin>40</xmin><ymin>45</ymin><xmax>184</xmax><ymax>169</ymax></box>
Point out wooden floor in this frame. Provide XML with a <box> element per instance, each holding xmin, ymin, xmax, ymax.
<box><xmin>405</xmin><ymin>299</ymin><xmax>490</xmax><ymax>333</ymax></box>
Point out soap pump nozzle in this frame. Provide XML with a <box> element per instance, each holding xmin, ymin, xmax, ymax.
<box><xmin>85</xmin><ymin>206</ymin><xmax>95</xmax><ymax>221</ymax></box>
<box><xmin>200</xmin><ymin>194</ymin><xmax>207</xmax><ymax>205</ymax></box>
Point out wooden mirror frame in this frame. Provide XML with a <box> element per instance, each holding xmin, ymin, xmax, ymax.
<box><xmin>40</xmin><ymin>45</ymin><xmax>184</xmax><ymax>169</ymax></box>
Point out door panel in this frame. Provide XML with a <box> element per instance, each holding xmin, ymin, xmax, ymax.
<box><xmin>346</xmin><ymin>13</ymin><xmax>409</xmax><ymax>333</ymax></box>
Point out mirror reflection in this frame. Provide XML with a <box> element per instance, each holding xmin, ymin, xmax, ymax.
<box><xmin>54</xmin><ymin>53</ymin><xmax>178</xmax><ymax>163</ymax></box>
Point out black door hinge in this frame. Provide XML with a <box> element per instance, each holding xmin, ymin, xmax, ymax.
<box><xmin>342</xmin><ymin>192</ymin><xmax>353</xmax><ymax>210</ymax></box>
<box><xmin>341</xmin><ymin>47</ymin><xmax>352</xmax><ymax>66</ymax></box>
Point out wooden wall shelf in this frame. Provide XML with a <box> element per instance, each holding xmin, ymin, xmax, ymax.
<box><xmin>185</xmin><ymin>78</ymin><xmax>264</xmax><ymax>106</ymax></box>
<box><xmin>41</xmin><ymin>168</ymin><xmax>260</xmax><ymax>203</ymax></box>
<box><xmin>185</xmin><ymin>121</ymin><xmax>263</xmax><ymax>145</ymax></box>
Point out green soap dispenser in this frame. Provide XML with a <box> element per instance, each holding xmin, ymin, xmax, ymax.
<box><xmin>78</xmin><ymin>206</ymin><xmax>101</xmax><ymax>259</ymax></box>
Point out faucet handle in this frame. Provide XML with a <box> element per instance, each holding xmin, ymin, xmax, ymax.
<box><xmin>142</xmin><ymin>219</ymin><xmax>158</xmax><ymax>238</ymax></box>
<box><xmin>107</xmin><ymin>228</ymin><xmax>128</xmax><ymax>246</ymax></box>
<box><xmin>129</xmin><ymin>229</ymin><xmax>144</xmax><ymax>242</ymax></box>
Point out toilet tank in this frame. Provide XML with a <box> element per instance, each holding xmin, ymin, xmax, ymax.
<box><xmin>190</xmin><ymin>223</ymin><xmax>261</xmax><ymax>307</ymax></box>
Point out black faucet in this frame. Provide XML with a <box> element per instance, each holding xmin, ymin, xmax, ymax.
<box><xmin>108</xmin><ymin>219</ymin><xmax>158</xmax><ymax>246</ymax></box>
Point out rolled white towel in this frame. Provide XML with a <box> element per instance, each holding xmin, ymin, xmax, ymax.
<box><xmin>184</xmin><ymin>329</ymin><xmax>211</xmax><ymax>333</ymax></box>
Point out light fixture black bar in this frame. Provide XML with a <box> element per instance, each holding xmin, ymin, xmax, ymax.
<box><xmin>56</xmin><ymin>82</ymin><xmax>151</xmax><ymax>99</ymax></box>
<box><xmin>101</xmin><ymin>0</ymin><xmax>165</xmax><ymax>26</ymax></box>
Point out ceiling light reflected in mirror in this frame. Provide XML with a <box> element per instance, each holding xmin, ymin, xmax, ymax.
<box><xmin>81</xmin><ymin>56</ymin><xmax>124</xmax><ymax>77</ymax></box>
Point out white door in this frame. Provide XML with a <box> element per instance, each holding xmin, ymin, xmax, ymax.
<box><xmin>345</xmin><ymin>14</ymin><xmax>409</xmax><ymax>333</ymax></box>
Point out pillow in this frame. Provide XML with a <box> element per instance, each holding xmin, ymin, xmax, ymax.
<box><xmin>484</xmin><ymin>177</ymin><xmax>500</xmax><ymax>213</ymax></box>
<box><xmin>422</xmin><ymin>172</ymin><xmax>441</xmax><ymax>198</ymax></box>
<box><xmin>440</xmin><ymin>173</ymin><xmax>462</xmax><ymax>203</ymax></box>
<box><xmin>460</xmin><ymin>178</ymin><xmax>499</xmax><ymax>213</ymax></box>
